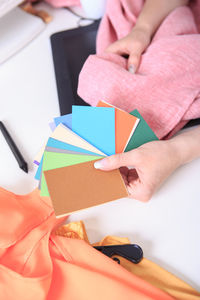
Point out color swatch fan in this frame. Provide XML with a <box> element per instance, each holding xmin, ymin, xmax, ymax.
<box><xmin>34</xmin><ymin>102</ymin><xmax>158</xmax><ymax>217</ymax></box>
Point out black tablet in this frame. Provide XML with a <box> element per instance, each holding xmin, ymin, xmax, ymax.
<box><xmin>50</xmin><ymin>21</ymin><xmax>100</xmax><ymax>115</ymax></box>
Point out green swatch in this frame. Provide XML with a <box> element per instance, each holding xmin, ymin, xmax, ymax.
<box><xmin>125</xmin><ymin>109</ymin><xmax>158</xmax><ymax>152</ymax></box>
<box><xmin>40</xmin><ymin>151</ymin><xmax>103</xmax><ymax>196</ymax></box>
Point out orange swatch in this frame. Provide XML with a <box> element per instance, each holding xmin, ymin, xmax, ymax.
<box><xmin>44</xmin><ymin>159</ymin><xmax>128</xmax><ymax>217</ymax></box>
<box><xmin>97</xmin><ymin>101</ymin><xmax>139</xmax><ymax>153</ymax></box>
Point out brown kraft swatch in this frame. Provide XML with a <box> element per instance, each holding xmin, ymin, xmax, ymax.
<box><xmin>44</xmin><ymin>159</ymin><xmax>128</xmax><ymax>217</ymax></box>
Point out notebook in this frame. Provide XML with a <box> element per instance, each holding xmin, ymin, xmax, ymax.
<box><xmin>0</xmin><ymin>7</ymin><xmax>45</xmax><ymax>64</ymax></box>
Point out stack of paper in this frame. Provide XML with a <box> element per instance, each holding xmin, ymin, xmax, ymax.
<box><xmin>34</xmin><ymin>101</ymin><xmax>158</xmax><ymax>217</ymax></box>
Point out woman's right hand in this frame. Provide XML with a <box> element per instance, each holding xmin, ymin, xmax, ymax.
<box><xmin>94</xmin><ymin>140</ymin><xmax>181</xmax><ymax>202</ymax></box>
<box><xmin>94</xmin><ymin>125</ymin><xmax>200</xmax><ymax>202</ymax></box>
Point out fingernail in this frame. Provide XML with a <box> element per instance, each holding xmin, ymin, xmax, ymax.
<box><xmin>128</xmin><ymin>64</ymin><xmax>136</xmax><ymax>74</ymax></box>
<box><xmin>94</xmin><ymin>159</ymin><xmax>106</xmax><ymax>169</ymax></box>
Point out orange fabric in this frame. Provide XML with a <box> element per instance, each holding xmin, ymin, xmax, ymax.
<box><xmin>0</xmin><ymin>188</ymin><xmax>174</xmax><ymax>300</ymax></box>
<box><xmin>0</xmin><ymin>188</ymin><xmax>199</xmax><ymax>300</ymax></box>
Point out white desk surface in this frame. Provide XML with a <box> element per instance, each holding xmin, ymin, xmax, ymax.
<box><xmin>0</xmin><ymin>3</ymin><xmax>200</xmax><ymax>291</ymax></box>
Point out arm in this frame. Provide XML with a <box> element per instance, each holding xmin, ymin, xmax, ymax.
<box><xmin>106</xmin><ymin>0</ymin><xmax>188</xmax><ymax>73</ymax></box>
<box><xmin>170</xmin><ymin>126</ymin><xmax>200</xmax><ymax>164</ymax></box>
<box><xmin>134</xmin><ymin>0</ymin><xmax>188</xmax><ymax>38</ymax></box>
<box><xmin>94</xmin><ymin>126</ymin><xmax>200</xmax><ymax>202</ymax></box>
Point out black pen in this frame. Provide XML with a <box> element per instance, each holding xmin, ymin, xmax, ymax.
<box><xmin>0</xmin><ymin>121</ymin><xmax>28</xmax><ymax>173</ymax></box>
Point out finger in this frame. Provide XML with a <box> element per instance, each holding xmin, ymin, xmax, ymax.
<box><xmin>94</xmin><ymin>151</ymin><xmax>137</xmax><ymax>171</ymax></box>
<box><xmin>128</xmin><ymin>53</ymin><xmax>141</xmax><ymax>74</ymax></box>
<box><xmin>128</xmin><ymin>41</ymin><xmax>145</xmax><ymax>72</ymax></box>
<box><xmin>106</xmin><ymin>41</ymin><xmax>128</xmax><ymax>56</ymax></box>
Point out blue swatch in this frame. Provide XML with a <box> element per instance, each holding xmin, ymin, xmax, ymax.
<box><xmin>72</xmin><ymin>106</ymin><xmax>115</xmax><ymax>156</ymax></box>
<box><xmin>54</xmin><ymin>114</ymin><xmax>72</xmax><ymax>129</ymax></box>
<box><xmin>35</xmin><ymin>156</ymin><xmax>43</xmax><ymax>180</ymax></box>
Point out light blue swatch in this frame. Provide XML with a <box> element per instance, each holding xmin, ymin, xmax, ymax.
<box><xmin>35</xmin><ymin>156</ymin><xmax>43</xmax><ymax>180</ymax></box>
<box><xmin>72</xmin><ymin>106</ymin><xmax>115</xmax><ymax>156</ymax></box>
<box><xmin>54</xmin><ymin>113</ymin><xmax>72</xmax><ymax>129</ymax></box>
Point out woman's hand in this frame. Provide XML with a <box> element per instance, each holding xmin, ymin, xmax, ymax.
<box><xmin>105</xmin><ymin>0</ymin><xmax>188</xmax><ymax>73</ymax></box>
<box><xmin>95</xmin><ymin>126</ymin><xmax>200</xmax><ymax>202</ymax></box>
<box><xmin>94</xmin><ymin>140</ymin><xmax>181</xmax><ymax>202</ymax></box>
<box><xmin>106</xmin><ymin>26</ymin><xmax>151</xmax><ymax>73</ymax></box>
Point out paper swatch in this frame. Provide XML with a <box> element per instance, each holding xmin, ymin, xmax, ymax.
<box><xmin>72</xmin><ymin>106</ymin><xmax>115</xmax><ymax>155</ymax></box>
<box><xmin>125</xmin><ymin>109</ymin><xmax>158</xmax><ymax>151</ymax></box>
<box><xmin>34</xmin><ymin>124</ymin><xmax>105</xmax><ymax>165</ymax></box>
<box><xmin>35</xmin><ymin>156</ymin><xmax>43</xmax><ymax>180</ymax></box>
<box><xmin>44</xmin><ymin>159</ymin><xmax>128</xmax><ymax>216</ymax></box>
<box><xmin>49</xmin><ymin>122</ymin><xmax>56</xmax><ymax>131</ymax></box>
<box><xmin>45</xmin><ymin>146</ymin><xmax>100</xmax><ymax>156</ymax></box>
<box><xmin>54</xmin><ymin>113</ymin><xmax>72</xmax><ymax>129</ymax></box>
<box><xmin>51</xmin><ymin>124</ymin><xmax>105</xmax><ymax>156</ymax></box>
<box><xmin>46</xmin><ymin>137</ymin><xmax>102</xmax><ymax>156</ymax></box>
<box><xmin>97</xmin><ymin>101</ymin><xmax>139</xmax><ymax>153</ymax></box>
<box><xmin>40</xmin><ymin>151</ymin><xmax>103</xmax><ymax>196</ymax></box>
<box><xmin>35</xmin><ymin>137</ymin><xmax>102</xmax><ymax>181</ymax></box>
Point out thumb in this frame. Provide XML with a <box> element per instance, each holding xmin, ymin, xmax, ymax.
<box><xmin>94</xmin><ymin>151</ymin><xmax>137</xmax><ymax>171</ymax></box>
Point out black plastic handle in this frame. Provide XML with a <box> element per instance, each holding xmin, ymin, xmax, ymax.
<box><xmin>94</xmin><ymin>244</ymin><xmax>143</xmax><ymax>264</ymax></box>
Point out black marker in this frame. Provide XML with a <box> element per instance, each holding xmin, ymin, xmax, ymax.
<box><xmin>0</xmin><ymin>121</ymin><xmax>28</xmax><ymax>173</ymax></box>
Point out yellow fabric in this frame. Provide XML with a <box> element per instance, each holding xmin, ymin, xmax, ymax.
<box><xmin>54</xmin><ymin>220</ymin><xmax>90</xmax><ymax>243</ymax></box>
<box><xmin>56</xmin><ymin>222</ymin><xmax>200</xmax><ymax>300</ymax></box>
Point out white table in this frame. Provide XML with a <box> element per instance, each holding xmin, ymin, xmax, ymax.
<box><xmin>0</xmin><ymin>3</ymin><xmax>200</xmax><ymax>291</ymax></box>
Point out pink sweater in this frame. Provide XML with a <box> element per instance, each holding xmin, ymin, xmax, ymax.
<box><xmin>78</xmin><ymin>0</ymin><xmax>200</xmax><ymax>138</ymax></box>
